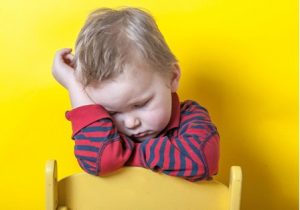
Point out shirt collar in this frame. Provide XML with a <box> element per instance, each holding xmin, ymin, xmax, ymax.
<box><xmin>164</xmin><ymin>92</ymin><xmax>181</xmax><ymax>131</ymax></box>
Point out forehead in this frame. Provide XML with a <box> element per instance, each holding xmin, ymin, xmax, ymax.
<box><xmin>86</xmin><ymin>65</ymin><xmax>164</xmax><ymax>110</ymax></box>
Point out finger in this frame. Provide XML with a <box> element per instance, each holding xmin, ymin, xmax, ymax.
<box><xmin>55</xmin><ymin>48</ymin><xmax>72</xmax><ymax>59</ymax></box>
<box><xmin>54</xmin><ymin>48</ymin><xmax>72</xmax><ymax>64</ymax></box>
<box><xmin>65</xmin><ymin>53</ymin><xmax>74</xmax><ymax>60</ymax></box>
<box><xmin>63</xmin><ymin>53</ymin><xmax>75</xmax><ymax>66</ymax></box>
<box><xmin>62</xmin><ymin>48</ymin><xmax>72</xmax><ymax>56</ymax></box>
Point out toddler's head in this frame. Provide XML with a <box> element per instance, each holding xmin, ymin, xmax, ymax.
<box><xmin>74</xmin><ymin>7</ymin><xmax>181</xmax><ymax>141</ymax></box>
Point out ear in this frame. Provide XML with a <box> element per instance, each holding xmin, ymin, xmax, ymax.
<box><xmin>170</xmin><ymin>63</ymin><xmax>181</xmax><ymax>92</ymax></box>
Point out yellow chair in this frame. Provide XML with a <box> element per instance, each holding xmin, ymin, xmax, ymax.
<box><xmin>45</xmin><ymin>160</ymin><xmax>242</xmax><ymax>210</ymax></box>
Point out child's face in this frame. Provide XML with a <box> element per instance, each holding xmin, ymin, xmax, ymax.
<box><xmin>85</xmin><ymin>62</ymin><xmax>180</xmax><ymax>142</ymax></box>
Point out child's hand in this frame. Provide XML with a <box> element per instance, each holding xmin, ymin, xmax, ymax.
<box><xmin>52</xmin><ymin>48</ymin><xmax>77</xmax><ymax>90</ymax></box>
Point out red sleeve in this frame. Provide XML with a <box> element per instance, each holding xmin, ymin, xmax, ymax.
<box><xmin>65</xmin><ymin>104</ymin><xmax>109</xmax><ymax>137</ymax></box>
<box><xmin>66</xmin><ymin>101</ymin><xmax>219</xmax><ymax>182</ymax></box>
<box><xmin>66</xmin><ymin>104</ymin><xmax>143</xmax><ymax>176</ymax></box>
<box><xmin>126</xmin><ymin>100</ymin><xmax>220</xmax><ymax>182</ymax></box>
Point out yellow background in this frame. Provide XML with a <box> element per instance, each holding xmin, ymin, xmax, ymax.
<box><xmin>0</xmin><ymin>0</ymin><xmax>298</xmax><ymax>209</ymax></box>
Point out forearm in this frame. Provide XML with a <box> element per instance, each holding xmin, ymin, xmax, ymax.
<box><xmin>68</xmin><ymin>81</ymin><xmax>95</xmax><ymax>108</ymax></box>
<box><xmin>131</xmin><ymin>133</ymin><xmax>219</xmax><ymax>182</ymax></box>
<box><xmin>126</xmin><ymin>100</ymin><xmax>220</xmax><ymax>182</ymax></box>
<box><xmin>66</xmin><ymin>105</ymin><xmax>138</xmax><ymax>176</ymax></box>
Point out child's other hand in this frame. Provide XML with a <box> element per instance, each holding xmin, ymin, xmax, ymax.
<box><xmin>52</xmin><ymin>48</ymin><xmax>77</xmax><ymax>90</ymax></box>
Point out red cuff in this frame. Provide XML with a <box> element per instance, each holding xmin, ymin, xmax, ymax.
<box><xmin>65</xmin><ymin>104</ymin><xmax>111</xmax><ymax>137</ymax></box>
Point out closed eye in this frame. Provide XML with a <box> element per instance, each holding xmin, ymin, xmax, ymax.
<box><xmin>108</xmin><ymin>111</ymin><xmax>119</xmax><ymax>116</ymax></box>
<box><xmin>134</xmin><ymin>98</ymin><xmax>151</xmax><ymax>108</ymax></box>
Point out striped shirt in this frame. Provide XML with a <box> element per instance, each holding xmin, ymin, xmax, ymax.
<box><xmin>65</xmin><ymin>93</ymin><xmax>220</xmax><ymax>182</ymax></box>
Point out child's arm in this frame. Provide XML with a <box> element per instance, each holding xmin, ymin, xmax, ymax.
<box><xmin>128</xmin><ymin>99</ymin><xmax>220</xmax><ymax>182</ymax></box>
<box><xmin>66</xmin><ymin>95</ymin><xmax>219</xmax><ymax>182</ymax></box>
<box><xmin>52</xmin><ymin>48</ymin><xmax>94</xmax><ymax>108</ymax></box>
<box><xmin>65</xmin><ymin>105</ymin><xmax>135</xmax><ymax>176</ymax></box>
<box><xmin>52</xmin><ymin>48</ymin><xmax>135</xmax><ymax>175</ymax></box>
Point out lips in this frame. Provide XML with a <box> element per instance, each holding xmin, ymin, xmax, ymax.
<box><xmin>132</xmin><ymin>131</ymin><xmax>152</xmax><ymax>138</ymax></box>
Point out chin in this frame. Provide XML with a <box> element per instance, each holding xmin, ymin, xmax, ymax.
<box><xmin>134</xmin><ymin>133</ymin><xmax>158</xmax><ymax>142</ymax></box>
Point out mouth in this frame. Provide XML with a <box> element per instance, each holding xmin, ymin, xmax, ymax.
<box><xmin>131</xmin><ymin>131</ymin><xmax>154</xmax><ymax>139</ymax></box>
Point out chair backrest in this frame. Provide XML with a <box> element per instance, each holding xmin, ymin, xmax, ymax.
<box><xmin>46</xmin><ymin>160</ymin><xmax>242</xmax><ymax>210</ymax></box>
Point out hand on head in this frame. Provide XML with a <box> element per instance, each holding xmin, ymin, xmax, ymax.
<box><xmin>52</xmin><ymin>48</ymin><xmax>77</xmax><ymax>89</ymax></box>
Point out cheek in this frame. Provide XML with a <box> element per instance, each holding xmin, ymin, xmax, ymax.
<box><xmin>144</xmin><ymin>106</ymin><xmax>172</xmax><ymax>130</ymax></box>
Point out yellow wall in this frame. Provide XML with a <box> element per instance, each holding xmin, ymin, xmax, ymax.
<box><xmin>0</xmin><ymin>0</ymin><xmax>298</xmax><ymax>209</ymax></box>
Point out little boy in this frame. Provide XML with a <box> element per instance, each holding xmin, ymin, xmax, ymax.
<box><xmin>52</xmin><ymin>7</ymin><xmax>219</xmax><ymax>182</ymax></box>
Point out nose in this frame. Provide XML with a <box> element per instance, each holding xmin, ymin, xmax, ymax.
<box><xmin>124</xmin><ymin>115</ymin><xmax>141</xmax><ymax>129</ymax></box>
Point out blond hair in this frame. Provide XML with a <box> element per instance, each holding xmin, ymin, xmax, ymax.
<box><xmin>74</xmin><ymin>7</ymin><xmax>177</xmax><ymax>87</ymax></box>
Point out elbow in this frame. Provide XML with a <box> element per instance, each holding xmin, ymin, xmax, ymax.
<box><xmin>76</xmin><ymin>158</ymin><xmax>99</xmax><ymax>176</ymax></box>
<box><xmin>204</xmin><ymin>134</ymin><xmax>220</xmax><ymax>177</ymax></box>
<box><xmin>77</xmin><ymin>142</ymin><xmax>132</xmax><ymax>176</ymax></box>
<box><xmin>189</xmin><ymin>134</ymin><xmax>220</xmax><ymax>181</ymax></box>
<box><xmin>77</xmin><ymin>157</ymin><xmax>123</xmax><ymax>177</ymax></box>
